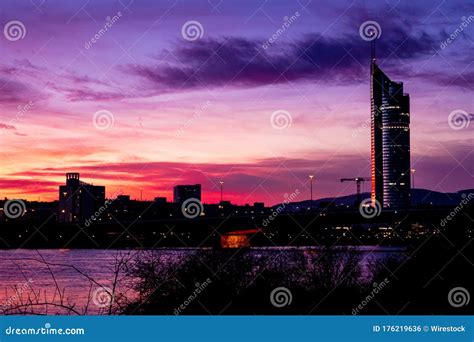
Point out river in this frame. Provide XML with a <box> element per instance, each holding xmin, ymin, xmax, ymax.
<box><xmin>0</xmin><ymin>246</ymin><xmax>404</xmax><ymax>314</ymax></box>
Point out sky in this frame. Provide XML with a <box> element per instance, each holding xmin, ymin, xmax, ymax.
<box><xmin>0</xmin><ymin>0</ymin><xmax>473</xmax><ymax>205</ymax></box>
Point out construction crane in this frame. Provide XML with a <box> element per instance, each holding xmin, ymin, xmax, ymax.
<box><xmin>340</xmin><ymin>177</ymin><xmax>371</xmax><ymax>205</ymax></box>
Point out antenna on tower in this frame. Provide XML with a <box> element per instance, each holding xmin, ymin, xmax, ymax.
<box><xmin>371</xmin><ymin>40</ymin><xmax>376</xmax><ymax>63</ymax></box>
<box><xmin>370</xmin><ymin>39</ymin><xmax>376</xmax><ymax>75</ymax></box>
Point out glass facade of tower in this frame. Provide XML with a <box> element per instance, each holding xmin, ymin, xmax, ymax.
<box><xmin>371</xmin><ymin>61</ymin><xmax>411</xmax><ymax>210</ymax></box>
<box><xmin>381</xmin><ymin>83</ymin><xmax>411</xmax><ymax>209</ymax></box>
<box><xmin>370</xmin><ymin>62</ymin><xmax>385</xmax><ymax>207</ymax></box>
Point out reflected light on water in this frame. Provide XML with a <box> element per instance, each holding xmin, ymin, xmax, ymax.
<box><xmin>221</xmin><ymin>234</ymin><xmax>251</xmax><ymax>248</ymax></box>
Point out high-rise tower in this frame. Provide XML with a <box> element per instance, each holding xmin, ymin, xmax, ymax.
<box><xmin>370</xmin><ymin>43</ymin><xmax>411</xmax><ymax>210</ymax></box>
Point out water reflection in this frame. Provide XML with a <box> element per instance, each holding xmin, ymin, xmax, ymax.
<box><xmin>0</xmin><ymin>247</ymin><xmax>404</xmax><ymax>314</ymax></box>
<box><xmin>220</xmin><ymin>229</ymin><xmax>259</xmax><ymax>248</ymax></box>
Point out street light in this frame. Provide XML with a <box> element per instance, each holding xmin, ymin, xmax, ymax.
<box><xmin>410</xmin><ymin>169</ymin><xmax>416</xmax><ymax>189</ymax></box>
<box><xmin>309</xmin><ymin>175</ymin><xmax>314</xmax><ymax>210</ymax></box>
<box><xmin>219</xmin><ymin>180</ymin><xmax>224</xmax><ymax>202</ymax></box>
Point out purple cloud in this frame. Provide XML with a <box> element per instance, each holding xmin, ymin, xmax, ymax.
<box><xmin>0</xmin><ymin>123</ymin><xmax>16</xmax><ymax>130</ymax></box>
<box><xmin>122</xmin><ymin>28</ymin><xmax>439</xmax><ymax>94</ymax></box>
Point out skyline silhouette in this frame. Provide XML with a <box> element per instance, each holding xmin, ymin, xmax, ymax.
<box><xmin>1</xmin><ymin>0</ymin><xmax>472</xmax><ymax>206</ymax></box>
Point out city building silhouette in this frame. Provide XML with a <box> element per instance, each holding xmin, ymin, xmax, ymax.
<box><xmin>173</xmin><ymin>184</ymin><xmax>201</xmax><ymax>204</ymax></box>
<box><xmin>58</xmin><ymin>173</ymin><xmax>105</xmax><ymax>223</ymax></box>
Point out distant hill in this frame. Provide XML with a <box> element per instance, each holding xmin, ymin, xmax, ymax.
<box><xmin>276</xmin><ymin>188</ymin><xmax>474</xmax><ymax>210</ymax></box>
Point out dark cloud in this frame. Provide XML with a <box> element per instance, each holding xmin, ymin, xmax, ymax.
<box><xmin>0</xmin><ymin>123</ymin><xmax>16</xmax><ymax>130</ymax></box>
<box><xmin>0</xmin><ymin>123</ymin><xmax>28</xmax><ymax>136</ymax></box>
<box><xmin>122</xmin><ymin>26</ymin><xmax>439</xmax><ymax>94</ymax></box>
<box><xmin>0</xmin><ymin>179</ymin><xmax>58</xmax><ymax>194</ymax></box>
<box><xmin>0</xmin><ymin>60</ymin><xmax>48</xmax><ymax>104</ymax></box>
<box><xmin>0</xmin><ymin>77</ymin><xmax>33</xmax><ymax>103</ymax></box>
<box><xmin>414</xmin><ymin>70</ymin><xmax>474</xmax><ymax>91</ymax></box>
<box><xmin>65</xmin><ymin>73</ymin><xmax>109</xmax><ymax>86</ymax></box>
<box><xmin>61</xmin><ymin>88</ymin><xmax>127</xmax><ymax>102</ymax></box>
